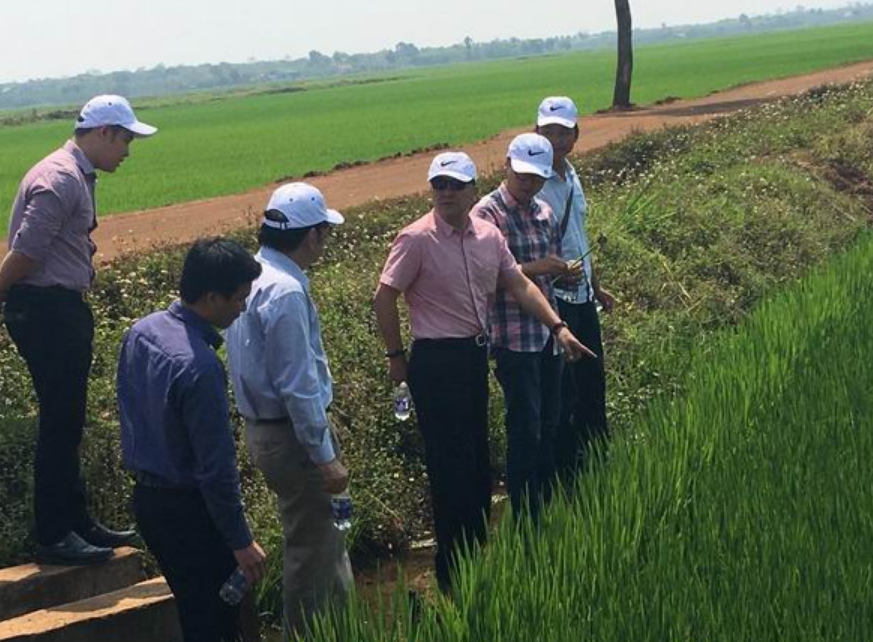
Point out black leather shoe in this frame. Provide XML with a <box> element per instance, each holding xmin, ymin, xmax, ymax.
<box><xmin>77</xmin><ymin>522</ymin><xmax>138</xmax><ymax>548</ymax></box>
<box><xmin>36</xmin><ymin>532</ymin><xmax>113</xmax><ymax>566</ymax></box>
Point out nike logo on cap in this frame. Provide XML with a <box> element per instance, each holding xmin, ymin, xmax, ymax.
<box><xmin>440</xmin><ymin>160</ymin><xmax>456</xmax><ymax>167</ymax></box>
<box><xmin>549</xmin><ymin>105</ymin><xmax>564</xmax><ymax>112</ymax></box>
<box><xmin>528</xmin><ymin>150</ymin><xmax>546</xmax><ymax>157</ymax></box>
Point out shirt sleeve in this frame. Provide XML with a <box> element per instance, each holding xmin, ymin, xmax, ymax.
<box><xmin>178</xmin><ymin>362</ymin><xmax>253</xmax><ymax>551</ymax></box>
<box><xmin>262</xmin><ymin>291</ymin><xmax>335</xmax><ymax>465</ymax></box>
<box><xmin>496</xmin><ymin>232</ymin><xmax>519</xmax><ymax>280</ymax></box>
<box><xmin>10</xmin><ymin>172</ymin><xmax>80</xmax><ymax>262</ymax></box>
<box><xmin>541</xmin><ymin>201</ymin><xmax>562</xmax><ymax>257</ymax></box>
<box><xmin>379</xmin><ymin>231</ymin><xmax>421</xmax><ymax>293</ymax></box>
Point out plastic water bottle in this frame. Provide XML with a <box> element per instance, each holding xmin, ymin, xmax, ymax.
<box><xmin>219</xmin><ymin>567</ymin><xmax>248</xmax><ymax>606</ymax></box>
<box><xmin>393</xmin><ymin>381</ymin><xmax>411</xmax><ymax>421</ymax></box>
<box><xmin>331</xmin><ymin>491</ymin><xmax>353</xmax><ymax>532</ymax></box>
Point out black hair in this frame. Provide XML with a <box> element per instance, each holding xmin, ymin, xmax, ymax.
<box><xmin>257</xmin><ymin>209</ymin><xmax>324</xmax><ymax>253</ymax></box>
<box><xmin>179</xmin><ymin>237</ymin><xmax>262</xmax><ymax>304</ymax></box>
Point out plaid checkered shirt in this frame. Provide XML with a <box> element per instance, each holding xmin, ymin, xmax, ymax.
<box><xmin>471</xmin><ymin>182</ymin><xmax>561</xmax><ymax>353</ymax></box>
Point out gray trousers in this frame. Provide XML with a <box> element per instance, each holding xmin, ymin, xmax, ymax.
<box><xmin>244</xmin><ymin>419</ymin><xmax>353</xmax><ymax>636</ymax></box>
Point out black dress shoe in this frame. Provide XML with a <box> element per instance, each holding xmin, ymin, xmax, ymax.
<box><xmin>77</xmin><ymin>522</ymin><xmax>138</xmax><ymax>548</ymax></box>
<box><xmin>36</xmin><ymin>532</ymin><xmax>113</xmax><ymax>566</ymax></box>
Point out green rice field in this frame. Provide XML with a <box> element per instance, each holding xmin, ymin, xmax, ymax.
<box><xmin>2</xmin><ymin>20</ymin><xmax>873</xmax><ymax>233</ymax></box>
<box><xmin>310</xmin><ymin>230</ymin><xmax>873</xmax><ymax>641</ymax></box>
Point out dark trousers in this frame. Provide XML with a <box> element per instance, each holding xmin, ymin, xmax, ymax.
<box><xmin>133</xmin><ymin>484</ymin><xmax>242</xmax><ymax>642</ymax></box>
<box><xmin>407</xmin><ymin>338</ymin><xmax>491</xmax><ymax>591</ymax></box>
<box><xmin>556</xmin><ymin>300</ymin><xmax>608</xmax><ymax>478</ymax></box>
<box><xmin>3</xmin><ymin>286</ymin><xmax>94</xmax><ymax>545</ymax></box>
<box><xmin>494</xmin><ymin>339</ymin><xmax>562</xmax><ymax>523</ymax></box>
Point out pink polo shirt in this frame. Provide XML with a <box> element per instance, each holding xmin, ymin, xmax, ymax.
<box><xmin>380</xmin><ymin>210</ymin><xmax>519</xmax><ymax>340</ymax></box>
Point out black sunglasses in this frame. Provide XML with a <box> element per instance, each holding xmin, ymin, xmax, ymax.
<box><xmin>430</xmin><ymin>177</ymin><xmax>474</xmax><ymax>192</ymax></box>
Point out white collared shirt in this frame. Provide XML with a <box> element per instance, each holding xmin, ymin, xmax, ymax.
<box><xmin>226</xmin><ymin>246</ymin><xmax>335</xmax><ymax>464</ymax></box>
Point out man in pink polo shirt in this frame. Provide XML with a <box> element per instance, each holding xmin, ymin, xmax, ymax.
<box><xmin>374</xmin><ymin>151</ymin><xmax>591</xmax><ymax>591</ymax></box>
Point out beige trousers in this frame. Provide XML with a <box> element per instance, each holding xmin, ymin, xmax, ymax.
<box><xmin>244</xmin><ymin>419</ymin><xmax>353</xmax><ymax>637</ymax></box>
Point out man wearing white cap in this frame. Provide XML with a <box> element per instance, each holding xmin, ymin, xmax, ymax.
<box><xmin>226</xmin><ymin>182</ymin><xmax>352</xmax><ymax>635</ymax></box>
<box><xmin>374</xmin><ymin>152</ymin><xmax>589</xmax><ymax>590</ymax></box>
<box><xmin>535</xmin><ymin>96</ymin><xmax>616</xmax><ymax>480</ymax></box>
<box><xmin>471</xmin><ymin>133</ymin><xmax>592</xmax><ymax>523</ymax></box>
<box><xmin>0</xmin><ymin>95</ymin><xmax>156</xmax><ymax>564</ymax></box>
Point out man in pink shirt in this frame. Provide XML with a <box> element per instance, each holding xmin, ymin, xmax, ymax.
<box><xmin>0</xmin><ymin>95</ymin><xmax>157</xmax><ymax>565</ymax></box>
<box><xmin>374</xmin><ymin>152</ymin><xmax>591</xmax><ymax>591</ymax></box>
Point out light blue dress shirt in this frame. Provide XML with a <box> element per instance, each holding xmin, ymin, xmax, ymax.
<box><xmin>538</xmin><ymin>160</ymin><xmax>594</xmax><ymax>304</ymax></box>
<box><xmin>226</xmin><ymin>247</ymin><xmax>335</xmax><ymax>464</ymax></box>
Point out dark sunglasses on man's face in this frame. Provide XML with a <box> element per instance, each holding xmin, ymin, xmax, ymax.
<box><xmin>431</xmin><ymin>177</ymin><xmax>473</xmax><ymax>192</ymax></box>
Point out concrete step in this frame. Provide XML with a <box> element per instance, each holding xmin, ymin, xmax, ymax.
<box><xmin>0</xmin><ymin>576</ymin><xmax>182</xmax><ymax>642</ymax></box>
<box><xmin>0</xmin><ymin>548</ymin><xmax>147</xmax><ymax>622</ymax></box>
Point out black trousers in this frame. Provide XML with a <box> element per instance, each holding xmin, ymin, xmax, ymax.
<box><xmin>493</xmin><ymin>339</ymin><xmax>562</xmax><ymax>523</ymax></box>
<box><xmin>133</xmin><ymin>484</ymin><xmax>241</xmax><ymax>642</ymax></box>
<box><xmin>556</xmin><ymin>299</ymin><xmax>608</xmax><ymax>478</ymax></box>
<box><xmin>407</xmin><ymin>338</ymin><xmax>491</xmax><ymax>591</ymax></box>
<box><xmin>3</xmin><ymin>285</ymin><xmax>94</xmax><ymax>545</ymax></box>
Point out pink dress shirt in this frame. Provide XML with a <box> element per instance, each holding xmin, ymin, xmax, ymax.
<box><xmin>380</xmin><ymin>210</ymin><xmax>518</xmax><ymax>340</ymax></box>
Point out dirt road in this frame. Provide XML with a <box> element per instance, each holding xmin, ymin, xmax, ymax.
<box><xmin>4</xmin><ymin>60</ymin><xmax>873</xmax><ymax>263</ymax></box>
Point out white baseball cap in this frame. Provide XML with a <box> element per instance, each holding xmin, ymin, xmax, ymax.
<box><xmin>75</xmin><ymin>95</ymin><xmax>157</xmax><ymax>137</ymax></box>
<box><xmin>263</xmin><ymin>183</ymin><xmax>344</xmax><ymax>230</ymax></box>
<box><xmin>427</xmin><ymin>151</ymin><xmax>477</xmax><ymax>183</ymax></box>
<box><xmin>537</xmin><ymin>96</ymin><xmax>579</xmax><ymax>129</ymax></box>
<box><xmin>507</xmin><ymin>133</ymin><xmax>554</xmax><ymax>179</ymax></box>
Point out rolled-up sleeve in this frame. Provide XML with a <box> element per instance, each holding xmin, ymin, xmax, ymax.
<box><xmin>10</xmin><ymin>173</ymin><xmax>78</xmax><ymax>262</ymax></box>
<box><xmin>179</xmin><ymin>363</ymin><xmax>253</xmax><ymax>551</ymax></box>
<box><xmin>263</xmin><ymin>292</ymin><xmax>335</xmax><ymax>465</ymax></box>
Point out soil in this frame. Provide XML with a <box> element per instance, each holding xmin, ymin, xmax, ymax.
<box><xmin>3</xmin><ymin>60</ymin><xmax>872</xmax><ymax>263</ymax></box>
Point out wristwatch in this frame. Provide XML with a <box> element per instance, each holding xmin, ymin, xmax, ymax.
<box><xmin>550</xmin><ymin>321</ymin><xmax>568</xmax><ymax>336</ymax></box>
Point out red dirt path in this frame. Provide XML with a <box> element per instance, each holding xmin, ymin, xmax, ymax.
<box><xmin>4</xmin><ymin>60</ymin><xmax>873</xmax><ymax>264</ymax></box>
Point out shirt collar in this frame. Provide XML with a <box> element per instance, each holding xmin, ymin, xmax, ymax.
<box><xmin>64</xmin><ymin>139</ymin><xmax>96</xmax><ymax>178</ymax></box>
<box><xmin>257</xmin><ymin>246</ymin><xmax>310</xmax><ymax>290</ymax></box>
<box><xmin>432</xmin><ymin>210</ymin><xmax>475</xmax><ymax>238</ymax></box>
<box><xmin>168</xmin><ymin>301</ymin><xmax>223</xmax><ymax>349</ymax></box>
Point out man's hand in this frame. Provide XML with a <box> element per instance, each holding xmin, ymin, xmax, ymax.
<box><xmin>556</xmin><ymin>327</ymin><xmax>596</xmax><ymax>362</ymax></box>
<box><xmin>233</xmin><ymin>540</ymin><xmax>267</xmax><ymax>586</ymax></box>
<box><xmin>595</xmin><ymin>286</ymin><xmax>617</xmax><ymax>313</ymax></box>
<box><xmin>525</xmin><ymin>255</ymin><xmax>574</xmax><ymax>278</ymax></box>
<box><xmin>388</xmin><ymin>355</ymin><xmax>408</xmax><ymax>386</ymax></box>
<box><xmin>318</xmin><ymin>458</ymin><xmax>350</xmax><ymax>494</ymax></box>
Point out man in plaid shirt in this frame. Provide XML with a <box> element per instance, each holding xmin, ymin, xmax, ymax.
<box><xmin>472</xmin><ymin>133</ymin><xmax>594</xmax><ymax>522</ymax></box>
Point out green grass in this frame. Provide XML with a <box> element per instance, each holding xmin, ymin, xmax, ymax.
<box><xmin>309</xmin><ymin>230</ymin><xmax>873</xmax><ymax>641</ymax></box>
<box><xmin>3</xmin><ymin>20</ymin><xmax>873</xmax><ymax>233</ymax></box>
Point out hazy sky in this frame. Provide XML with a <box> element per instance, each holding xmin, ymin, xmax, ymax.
<box><xmin>0</xmin><ymin>0</ymin><xmax>858</xmax><ymax>83</ymax></box>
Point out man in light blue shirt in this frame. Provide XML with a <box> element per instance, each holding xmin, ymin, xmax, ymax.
<box><xmin>226</xmin><ymin>182</ymin><xmax>352</xmax><ymax>636</ymax></box>
<box><xmin>536</xmin><ymin>96</ymin><xmax>618</xmax><ymax>480</ymax></box>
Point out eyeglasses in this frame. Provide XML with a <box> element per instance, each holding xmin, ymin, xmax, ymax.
<box><xmin>430</xmin><ymin>177</ymin><xmax>473</xmax><ymax>192</ymax></box>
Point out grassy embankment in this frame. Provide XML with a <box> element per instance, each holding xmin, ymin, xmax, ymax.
<box><xmin>311</xmin><ymin>222</ymin><xmax>873</xmax><ymax>642</ymax></box>
<box><xmin>3</xmin><ymin>20</ymin><xmax>873</xmax><ymax>231</ymax></box>
<box><xmin>1</xmin><ymin>80</ymin><xmax>872</xmax><ymax>621</ymax></box>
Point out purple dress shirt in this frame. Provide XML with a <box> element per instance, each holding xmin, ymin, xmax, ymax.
<box><xmin>7</xmin><ymin>140</ymin><xmax>98</xmax><ymax>292</ymax></box>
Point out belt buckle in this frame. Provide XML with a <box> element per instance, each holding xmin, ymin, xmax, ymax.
<box><xmin>474</xmin><ymin>334</ymin><xmax>487</xmax><ymax>347</ymax></box>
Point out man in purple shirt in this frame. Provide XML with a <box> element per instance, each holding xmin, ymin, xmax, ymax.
<box><xmin>0</xmin><ymin>95</ymin><xmax>156</xmax><ymax>564</ymax></box>
<box><xmin>117</xmin><ymin>238</ymin><xmax>266</xmax><ymax>642</ymax></box>
<box><xmin>374</xmin><ymin>152</ymin><xmax>591</xmax><ymax>591</ymax></box>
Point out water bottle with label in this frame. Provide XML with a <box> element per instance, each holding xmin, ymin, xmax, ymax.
<box><xmin>393</xmin><ymin>381</ymin><xmax>411</xmax><ymax>421</ymax></box>
<box><xmin>219</xmin><ymin>567</ymin><xmax>248</xmax><ymax>606</ymax></box>
<box><xmin>331</xmin><ymin>491</ymin><xmax>353</xmax><ymax>532</ymax></box>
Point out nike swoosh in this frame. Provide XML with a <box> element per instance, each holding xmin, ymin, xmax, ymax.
<box><xmin>528</xmin><ymin>150</ymin><xmax>546</xmax><ymax>157</ymax></box>
<box><xmin>440</xmin><ymin>160</ymin><xmax>456</xmax><ymax>167</ymax></box>
<box><xmin>549</xmin><ymin>105</ymin><xmax>563</xmax><ymax>112</ymax></box>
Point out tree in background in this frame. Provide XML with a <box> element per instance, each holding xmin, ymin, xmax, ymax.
<box><xmin>612</xmin><ymin>0</ymin><xmax>634</xmax><ymax>109</ymax></box>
